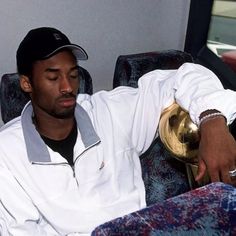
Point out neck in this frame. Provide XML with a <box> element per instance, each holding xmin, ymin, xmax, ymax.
<box><xmin>33</xmin><ymin>115</ymin><xmax>75</xmax><ymax>141</ymax></box>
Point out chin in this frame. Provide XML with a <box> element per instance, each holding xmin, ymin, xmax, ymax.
<box><xmin>53</xmin><ymin>108</ymin><xmax>75</xmax><ymax>119</ymax></box>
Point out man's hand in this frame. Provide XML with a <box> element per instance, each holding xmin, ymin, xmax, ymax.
<box><xmin>195</xmin><ymin>116</ymin><xmax>236</xmax><ymax>186</ymax></box>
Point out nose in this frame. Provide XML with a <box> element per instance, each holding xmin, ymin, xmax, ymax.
<box><xmin>59</xmin><ymin>76</ymin><xmax>73</xmax><ymax>94</ymax></box>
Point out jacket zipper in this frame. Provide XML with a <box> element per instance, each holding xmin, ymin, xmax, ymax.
<box><xmin>72</xmin><ymin>140</ymin><xmax>101</xmax><ymax>177</ymax></box>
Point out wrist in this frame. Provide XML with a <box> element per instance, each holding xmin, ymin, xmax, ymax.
<box><xmin>199</xmin><ymin>110</ymin><xmax>227</xmax><ymax>128</ymax></box>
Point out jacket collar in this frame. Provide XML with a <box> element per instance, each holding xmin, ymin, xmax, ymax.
<box><xmin>21</xmin><ymin>102</ymin><xmax>100</xmax><ymax>163</ymax></box>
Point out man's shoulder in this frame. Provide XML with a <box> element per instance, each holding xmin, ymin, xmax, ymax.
<box><xmin>0</xmin><ymin>116</ymin><xmax>22</xmax><ymax>136</ymax></box>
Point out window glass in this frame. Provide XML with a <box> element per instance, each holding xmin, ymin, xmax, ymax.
<box><xmin>207</xmin><ymin>0</ymin><xmax>236</xmax><ymax>72</ymax></box>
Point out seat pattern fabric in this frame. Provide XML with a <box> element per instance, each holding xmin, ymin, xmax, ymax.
<box><xmin>113</xmin><ymin>50</ymin><xmax>193</xmax><ymax>205</ymax></box>
<box><xmin>113</xmin><ymin>49</ymin><xmax>193</xmax><ymax>88</ymax></box>
<box><xmin>0</xmin><ymin>66</ymin><xmax>93</xmax><ymax>124</ymax></box>
<box><xmin>140</xmin><ymin>137</ymin><xmax>190</xmax><ymax>205</ymax></box>
<box><xmin>0</xmin><ymin>73</ymin><xmax>29</xmax><ymax>124</ymax></box>
<box><xmin>91</xmin><ymin>182</ymin><xmax>236</xmax><ymax>235</ymax></box>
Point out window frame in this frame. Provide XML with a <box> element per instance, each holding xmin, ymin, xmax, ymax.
<box><xmin>184</xmin><ymin>0</ymin><xmax>214</xmax><ymax>59</ymax></box>
<box><xmin>184</xmin><ymin>0</ymin><xmax>236</xmax><ymax>91</ymax></box>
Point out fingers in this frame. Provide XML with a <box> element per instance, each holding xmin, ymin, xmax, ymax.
<box><xmin>197</xmin><ymin>159</ymin><xmax>236</xmax><ymax>186</ymax></box>
<box><xmin>208</xmin><ymin>152</ymin><xmax>236</xmax><ymax>184</ymax></box>
<box><xmin>230</xmin><ymin>176</ymin><xmax>236</xmax><ymax>187</ymax></box>
<box><xmin>219</xmin><ymin>166</ymin><xmax>233</xmax><ymax>185</ymax></box>
<box><xmin>195</xmin><ymin>159</ymin><xmax>206</xmax><ymax>182</ymax></box>
<box><xmin>209</xmin><ymin>169</ymin><xmax>223</xmax><ymax>183</ymax></box>
<box><xmin>196</xmin><ymin>116</ymin><xmax>236</xmax><ymax>186</ymax></box>
<box><xmin>226</xmin><ymin>168</ymin><xmax>236</xmax><ymax>186</ymax></box>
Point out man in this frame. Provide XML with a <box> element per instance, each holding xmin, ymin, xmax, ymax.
<box><xmin>0</xmin><ymin>27</ymin><xmax>235</xmax><ymax>235</ymax></box>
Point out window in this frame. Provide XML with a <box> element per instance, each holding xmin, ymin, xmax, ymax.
<box><xmin>207</xmin><ymin>0</ymin><xmax>236</xmax><ymax>73</ymax></box>
<box><xmin>184</xmin><ymin>0</ymin><xmax>236</xmax><ymax>90</ymax></box>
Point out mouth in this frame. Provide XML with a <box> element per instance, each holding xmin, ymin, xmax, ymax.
<box><xmin>58</xmin><ymin>97</ymin><xmax>76</xmax><ymax>108</ymax></box>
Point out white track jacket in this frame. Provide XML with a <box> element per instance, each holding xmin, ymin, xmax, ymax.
<box><xmin>0</xmin><ymin>63</ymin><xmax>236</xmax><ymax>235</ymax></box>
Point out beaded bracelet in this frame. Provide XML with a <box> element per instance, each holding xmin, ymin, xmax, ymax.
<box><xmin>199</xmin><ymin>112</ymin><xmax>226</xmax><ymax>127</ymax></box>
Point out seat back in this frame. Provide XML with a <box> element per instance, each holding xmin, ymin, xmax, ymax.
<box><xmin>113</xmin><ymin>49</ymin><xmax>193</xmax><ymax>88</ymax></box>
<box><xmin>0</xmin><ymin>66</ymin><xmax>93</xmax><ymax>124</ymax></box>
<box><xmin>113</xmin><ymin>50</ymin><xmax>193</xmax><ymax>205</ymax></box>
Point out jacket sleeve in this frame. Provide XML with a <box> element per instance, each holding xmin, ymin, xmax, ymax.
<box><xmin>92</xmin><ymin>62</ymin><xmax>236</xmax><ymax>155</ymax></box>
<box><xmin>0</xmin><ymin>163</ymin><xmax>58</xmax><ymax>236</ymax></box>
<box><xmin>135</xmin><ymin>62</ymin><xmax>236</xmax><ymax>144</ymax></box>
<box><xmin>172</xmin><ymin>63</ymin><xmax>236</xmax><ymax>125</ymax></box>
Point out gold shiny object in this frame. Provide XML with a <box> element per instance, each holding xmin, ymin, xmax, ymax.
<box><xmin>159</xmin><ymin>103</ymin><xmax>199</xmax><ymax>163</ymax></box>
<box><xmin>159</xmin><ymin>103</ymin><xmax>210</xmax><ymax>188</ymax></box>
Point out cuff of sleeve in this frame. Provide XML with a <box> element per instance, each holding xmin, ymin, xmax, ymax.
<box><xmin>189</xmin><ymin>89</ymin><xmax>236</xmax><ymax>126</ymax></box>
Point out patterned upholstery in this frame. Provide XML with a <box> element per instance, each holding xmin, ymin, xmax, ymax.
<box><xmin>0</xmin><ymin>66</ymin><xmax>93</xmax><ymax>124</ymax></box>
<box><xmin>113</xmin><ymin>49</ymin><xmax>193</xmax><ymax>88</ymax></box>
<box><xmin>113</xmin><ymin>50</ymin><xmax>193</xmax><ymax>205</ymax></box>
<box><xmin>0</xmin><ymin>73</ymin><xmax>29</xmax><ymax>124</ymax></box>
<box><xmin>92</xmin><ymin>182</ymin><xmax>236</xmax><ymax>235</ymax></box>
<box><xmin>141</xmin><ymin>137</ymin><xmax>190</xmax><ymax>205</ymax></box>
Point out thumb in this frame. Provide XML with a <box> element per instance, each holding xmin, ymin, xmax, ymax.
<box><xmin>195</xmin><ymin>159</ymin><xmax>206</xmax><ymax>182</ymax></box>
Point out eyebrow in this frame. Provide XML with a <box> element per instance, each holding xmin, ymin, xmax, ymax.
<box><xmin>45</xmin><ymin>66</ymin><xmax>78</xmax><ymax>73</ymax></box>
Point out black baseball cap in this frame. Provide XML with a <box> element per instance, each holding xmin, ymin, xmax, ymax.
<box><xmin>17</xmin><ymin>27</ymin><xmax>88</xmax><ymax>75</ymax></box>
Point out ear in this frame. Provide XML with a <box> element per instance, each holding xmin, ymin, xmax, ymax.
<box><xmin>20</xmin><ymin>75</ymin><xmax>32</xmax><ymax>93</ymax></box>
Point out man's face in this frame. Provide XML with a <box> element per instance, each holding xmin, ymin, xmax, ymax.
<box><xmin>28</xmin><ymin>50</ymin><xmax>80</xmax><ymax>119</ymax></box>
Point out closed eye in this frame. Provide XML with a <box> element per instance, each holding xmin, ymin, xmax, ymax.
<box><xmin>47</xmin><ymin>76</ymin><xmax>58</xmax><ymax>81</ymax></box>
<box><xmin>70</xmin><ymin>75</ymin><xmax>79</xmax><ymax>80</ymax></box>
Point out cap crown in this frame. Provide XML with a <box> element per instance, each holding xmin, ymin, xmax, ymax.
<box><xmin>16</xmin><ymin>27</ymin><xmax>88</xmax><ymax>75</ymax></box>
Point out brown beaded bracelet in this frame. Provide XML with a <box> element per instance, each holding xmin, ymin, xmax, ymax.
<box><xmin>199</xmin><ymin>112</ymin><xmax>226</xmax><ymax>127</ymax></box>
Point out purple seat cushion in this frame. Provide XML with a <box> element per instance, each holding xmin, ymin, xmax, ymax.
<box><xmin>92</xmin><ymin>182</ymin><xmax>236</xmax><ymax>235</ymax></box>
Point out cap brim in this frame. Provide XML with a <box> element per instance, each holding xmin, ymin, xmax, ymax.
<box><xmin>46</xmin><ymin>44</ymin><xmax>88</xmax><ymax>60</ymax></box>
